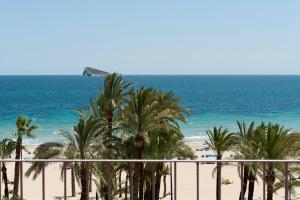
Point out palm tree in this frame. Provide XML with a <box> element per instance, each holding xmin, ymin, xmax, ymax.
<box><xmin>235</xmin><ymin>121</ymin><xmax>257</xmax><ymax>200</ymax></box>
<box><xmin>26</xmin><ymin>117</ymin><xmax>98</xmax><ymax>200</ymax></box>
<box><xmin>142</xmin><ymin>91</ymin><xmax>193</xmax><ymax>200</ymax></box>
<box><xmin>71</xmin><ymin>117</ymin><xmax>100</xmax><ymax>200</ymax></box>
<box><xmin>0</xmin><ymin>139</ymin><xmax>16</xmax><ymax>198</ymax></box>
<box><xmin>206</xmin><ymin>126</ymin><xmax>236</xmax><ymax>200</ymax></box>
<box><xmin>121</xmin><ymin>88</ymin><xmax>193</xmax><ymax>200</ymax></box>
<box><xmin>13</xmin><ymin>116</ymin><xmax>38</xmax><ymax>198</ymax></box>
<box><xmin>254</xmin><ymin>123</ymin><xmax>297</xmax><ymax>200</ymax></box>
<box><xmin>142</xmin><ymin>90</ymin><xmax>191</xmax><ymax>200</ymax></box>
<box><xmin>89</xmin><ymin>72</ymin><xmax>132</xmax><ymax>199</ymax></box>
<box><xmin>89</xmin><ymin>73</ymin><xmax>132</xmax><ymax>139</ymax></box>
<box><xmin>122</xmin><ymin>87</ymin><xmax>159</xmax><ymax>200</ymax></box>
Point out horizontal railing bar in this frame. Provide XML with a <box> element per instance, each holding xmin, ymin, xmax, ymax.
<box><xmin>0</xmin><ymin>159</ymin><xmax>300</xmax><ymax>163</ymax></box>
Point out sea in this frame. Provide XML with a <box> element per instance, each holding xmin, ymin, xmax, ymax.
<box><xmin>1</xmin><ymin>75</ymin><xmax>300</xmax><ymax>145</ymax></box>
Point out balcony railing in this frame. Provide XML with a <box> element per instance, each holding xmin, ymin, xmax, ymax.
<box><xmin>0</xmin><ymin>159</ymin><xmax>297</xmax><ymax>200</ymax></box>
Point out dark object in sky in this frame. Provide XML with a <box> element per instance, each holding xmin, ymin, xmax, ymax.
<box><xmin>83</xmin><ymin>67</ymin><xmax>108</xmax><ymax>76</ymax></box>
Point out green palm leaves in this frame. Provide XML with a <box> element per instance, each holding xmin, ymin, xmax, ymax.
<box><xmin>206</xmin><ymin>126</ymin><xmax>236</xmax><ymax>159</ymax></box>
<box><xmin>14</xmin><ymin>116</ymin><xmax>38</xmax><ymax>139</ymax></box>
<box><xmin>26</xmin><ymin>117</ymin><xmax>98</xmax><ymax>200</ymax></box>
<box><xmin>70</xmin><ymin>117</ymin><xmax>99</xmax><ymax>159</ymax></box>
<box><xmin>256</xmin><ymin>123</ymin><xmax>293</xmax><ymax>160</ymax></box>
<box><xmin>0</xmin><ymin>139</ymin><xmax>15</xmax><ymax>159</ymax></box>
<box><xmin>89</xmin><ymin>72</ymin><xmax>132</xmax><ymax>138</ymax></box>
<box><xmin>123</xmin><ymin>88</ymin><xmax>159</xmax><ymax>148</ymax></box>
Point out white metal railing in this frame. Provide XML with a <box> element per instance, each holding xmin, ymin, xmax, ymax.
<box><xmin>0</xmin><ymin>159</ymin><xmax>295</xmax><ymax>200</ymax></box>
<box><xmin>1</xmin><ymin>159</ymin><xmax>300</xmax><ymax>162</ymax></box>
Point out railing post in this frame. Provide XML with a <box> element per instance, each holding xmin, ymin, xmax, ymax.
<box><xmin>240</xmin><ymin>162</ymin><xmax>244</xmax><ymax>200</ymax></box>
<box><xmin>86</xmin><ymin>162</ymin><xmax>90</xmax><ymax>200</ymax></box>
<box><xmin>263</xmin><ymin>162</ymin><xmax>265</xmax><ymax>200</ymax></box>
<box><xmin>151</xmin><ymin>163</ymin><xmax>156</xmax><ymax>200</ymax></box>
<box><xmin>196</xmin><ymin>162</ymin><xmax>199</xmax><ymax>200</ymax></box>
<box><xmin>20</xmin><ymin>161</ymin><xmax>23</xmax><ymax>200</ymax></box>
<box><xmin>174</xmin><ymin>162</ymin><xmax>177</xmax><ymax>200</ymax></box>
<box><xmin>130</xmin><ymin>163</ymin><xmax>134</xmax><ymax>200</ymax></box>
<box><xmin>64</xmin><ymin>162</ymin><xmax>67</xmax><ymax>200</ymax></box>
<box><xmin>42</xmin><ymin>164</ymin><xmax>45</xmax><ymax>200</ymax></box>
<box><xmin>285</xmin><ymin>162</ymin><xmax>288</xmax><ymax>200</ymax></box>
<box><xmin>170</xmin><ymin>162</ymin><xmax>173</xmax><ymax>200</ymax></box>
<box><xmin>107</xmin><ymin>162</ymin><xmax>112</xmax><ymax>200</ymax></box>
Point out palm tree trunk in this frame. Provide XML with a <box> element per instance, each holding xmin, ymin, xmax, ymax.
<box><xmin>266</xmin><ymin>173</ymin><xmax>275</xmax><ymax>200</ymax></box>
<box><xmin>144</xmin><ymin>179</ymin><xmax>151</xmax><ymax>200</ymax></box>
<box><xmin>239</xmin><ymin>166</ymin><xmax>249</xmax><ymax>200</ymax></box>
<box><xmin>102</xmin><ymin>111</ymin><xmax>113</xmax><ymax>200</ymax></box>
<box><xmin>248</xmin><ymin>179</ymin><xmax>255</xmax><ymax>200</ymax></box>
<box><xmin>119</xmin><ymin>170</ymin><xmax>122</xmax><ymax>198</ymax></box>
<box><xmin>138</xmin><ymin>163</ymin><xmax>144</xmax><ymax>200</ymax></box>
<box><xmin>102</xmin><ymin>163</ymin><xmax>114</xmax><ymax>200</ymax></box>
<box><xmin>155</xmin><ymin>171</ymin><xmax>161</xmax><ymax>200</ymax></box>
<box><xmin>71</xmin><ymin>168</ymin><xmax>76</xmax><ymax>197</ymax></box>
<box><xmin>216</xmin><ymin>160</ymin><xmax>222</xmax><ymax>200</ymax></box>
<box><xmin>163</xmin><ymin>175</ymin><xmax>167</xmax><ymax>197</ymax></box>
<box><xmin>2</xmin><ymin>163</ymin><xmax>9</xmax><ymax>198</ymax></box>
<box><xmin>267</xmin><ymin>186</ymin><xmax>273</xmax><ymax>200</ymax></box>
<box><xmin>133</xmin><ymin>147</ymin><xmax>142</xmax><ymax>200</ymax></box>
<box><xmin>100</xmin><ymin>179</ymin><xmax>108</xmax><ymax>200</ymax></box>
<box><xmin>80</xmin><ymin>163</ymin><xmax>89</xmax><ymax>200</ymax></box>
<box><xmin>89</xmin><ymin>173</ymin><xmax>92</xmax><ymax>192</ymax></box>
<box><xmin>125</xmin><ymin>174</ymin><xmax>129</xmax><ymax>200</ymax></box>
<box><xmin>13</xmin><ymin>136</ymin><xmax>22</xmax><ymax>198</ymax></box>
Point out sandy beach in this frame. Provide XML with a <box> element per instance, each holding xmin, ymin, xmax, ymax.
<box><xmin>0</xmin><ymin>142</ymin><xmax>289</xmax><ymax>200</ymax></box>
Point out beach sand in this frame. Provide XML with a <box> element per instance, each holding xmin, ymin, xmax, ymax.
<box><xmin>0</xmin><ymin>142</ymin><xmax>289</xmax><ymax>200</ymax></box>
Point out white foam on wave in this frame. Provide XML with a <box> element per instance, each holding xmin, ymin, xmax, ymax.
<box><xmin>22</xmin><ymin>138</ymin><xmax>43</xmax><ymax>146</ymax></box>
<box><xmin>53</xmin><ymin>130</ymin><xmax>60</xmax><ymax>135</ymax></box>
<box><xmin>184</xmin><ymin>135</ymin><xmax>207</xmax><ymax>142</ymax></box>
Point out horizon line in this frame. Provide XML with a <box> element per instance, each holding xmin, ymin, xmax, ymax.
<box><xmin>1</xmin><ymin>74</ymin><xmax>300</xmax><ymax>76</ymax></box>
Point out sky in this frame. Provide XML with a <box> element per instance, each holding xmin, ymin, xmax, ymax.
<box><xmin>0</xmin><ymin>1</ymin><xmax>300</xmax><ymax>75</ymax></box>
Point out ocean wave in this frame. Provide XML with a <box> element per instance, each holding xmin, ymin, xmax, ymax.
<box><xmin>53</xmin><ymin>130</ymin><xmax>60</xmax><ymax>135</ymax></box>
<box><xmin>22</xmin><ymin>138</ymin><xmax>43</xmax><ymax>146</ymax></box>
<box><xmin>184</xmin><ymin>135</ymin><xmax>207</xmax><ymax>141</ymax></box>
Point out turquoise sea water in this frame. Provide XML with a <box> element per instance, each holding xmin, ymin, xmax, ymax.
<box><xmin>1</xmin><ymin>75</ymin><xmax>300</xmax><ymax>144</ymax></box>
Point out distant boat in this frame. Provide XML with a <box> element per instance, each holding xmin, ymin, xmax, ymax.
<box><xmin>83</xmin><ymin>67</ymin><xmax>108</xmax><ymax>76</ymax></box>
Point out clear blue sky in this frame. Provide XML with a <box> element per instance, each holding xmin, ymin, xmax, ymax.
<box><xmin>1</xmin><ymin>1</ymin><xmax>300</xmax><ymax>75</ymax></box>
